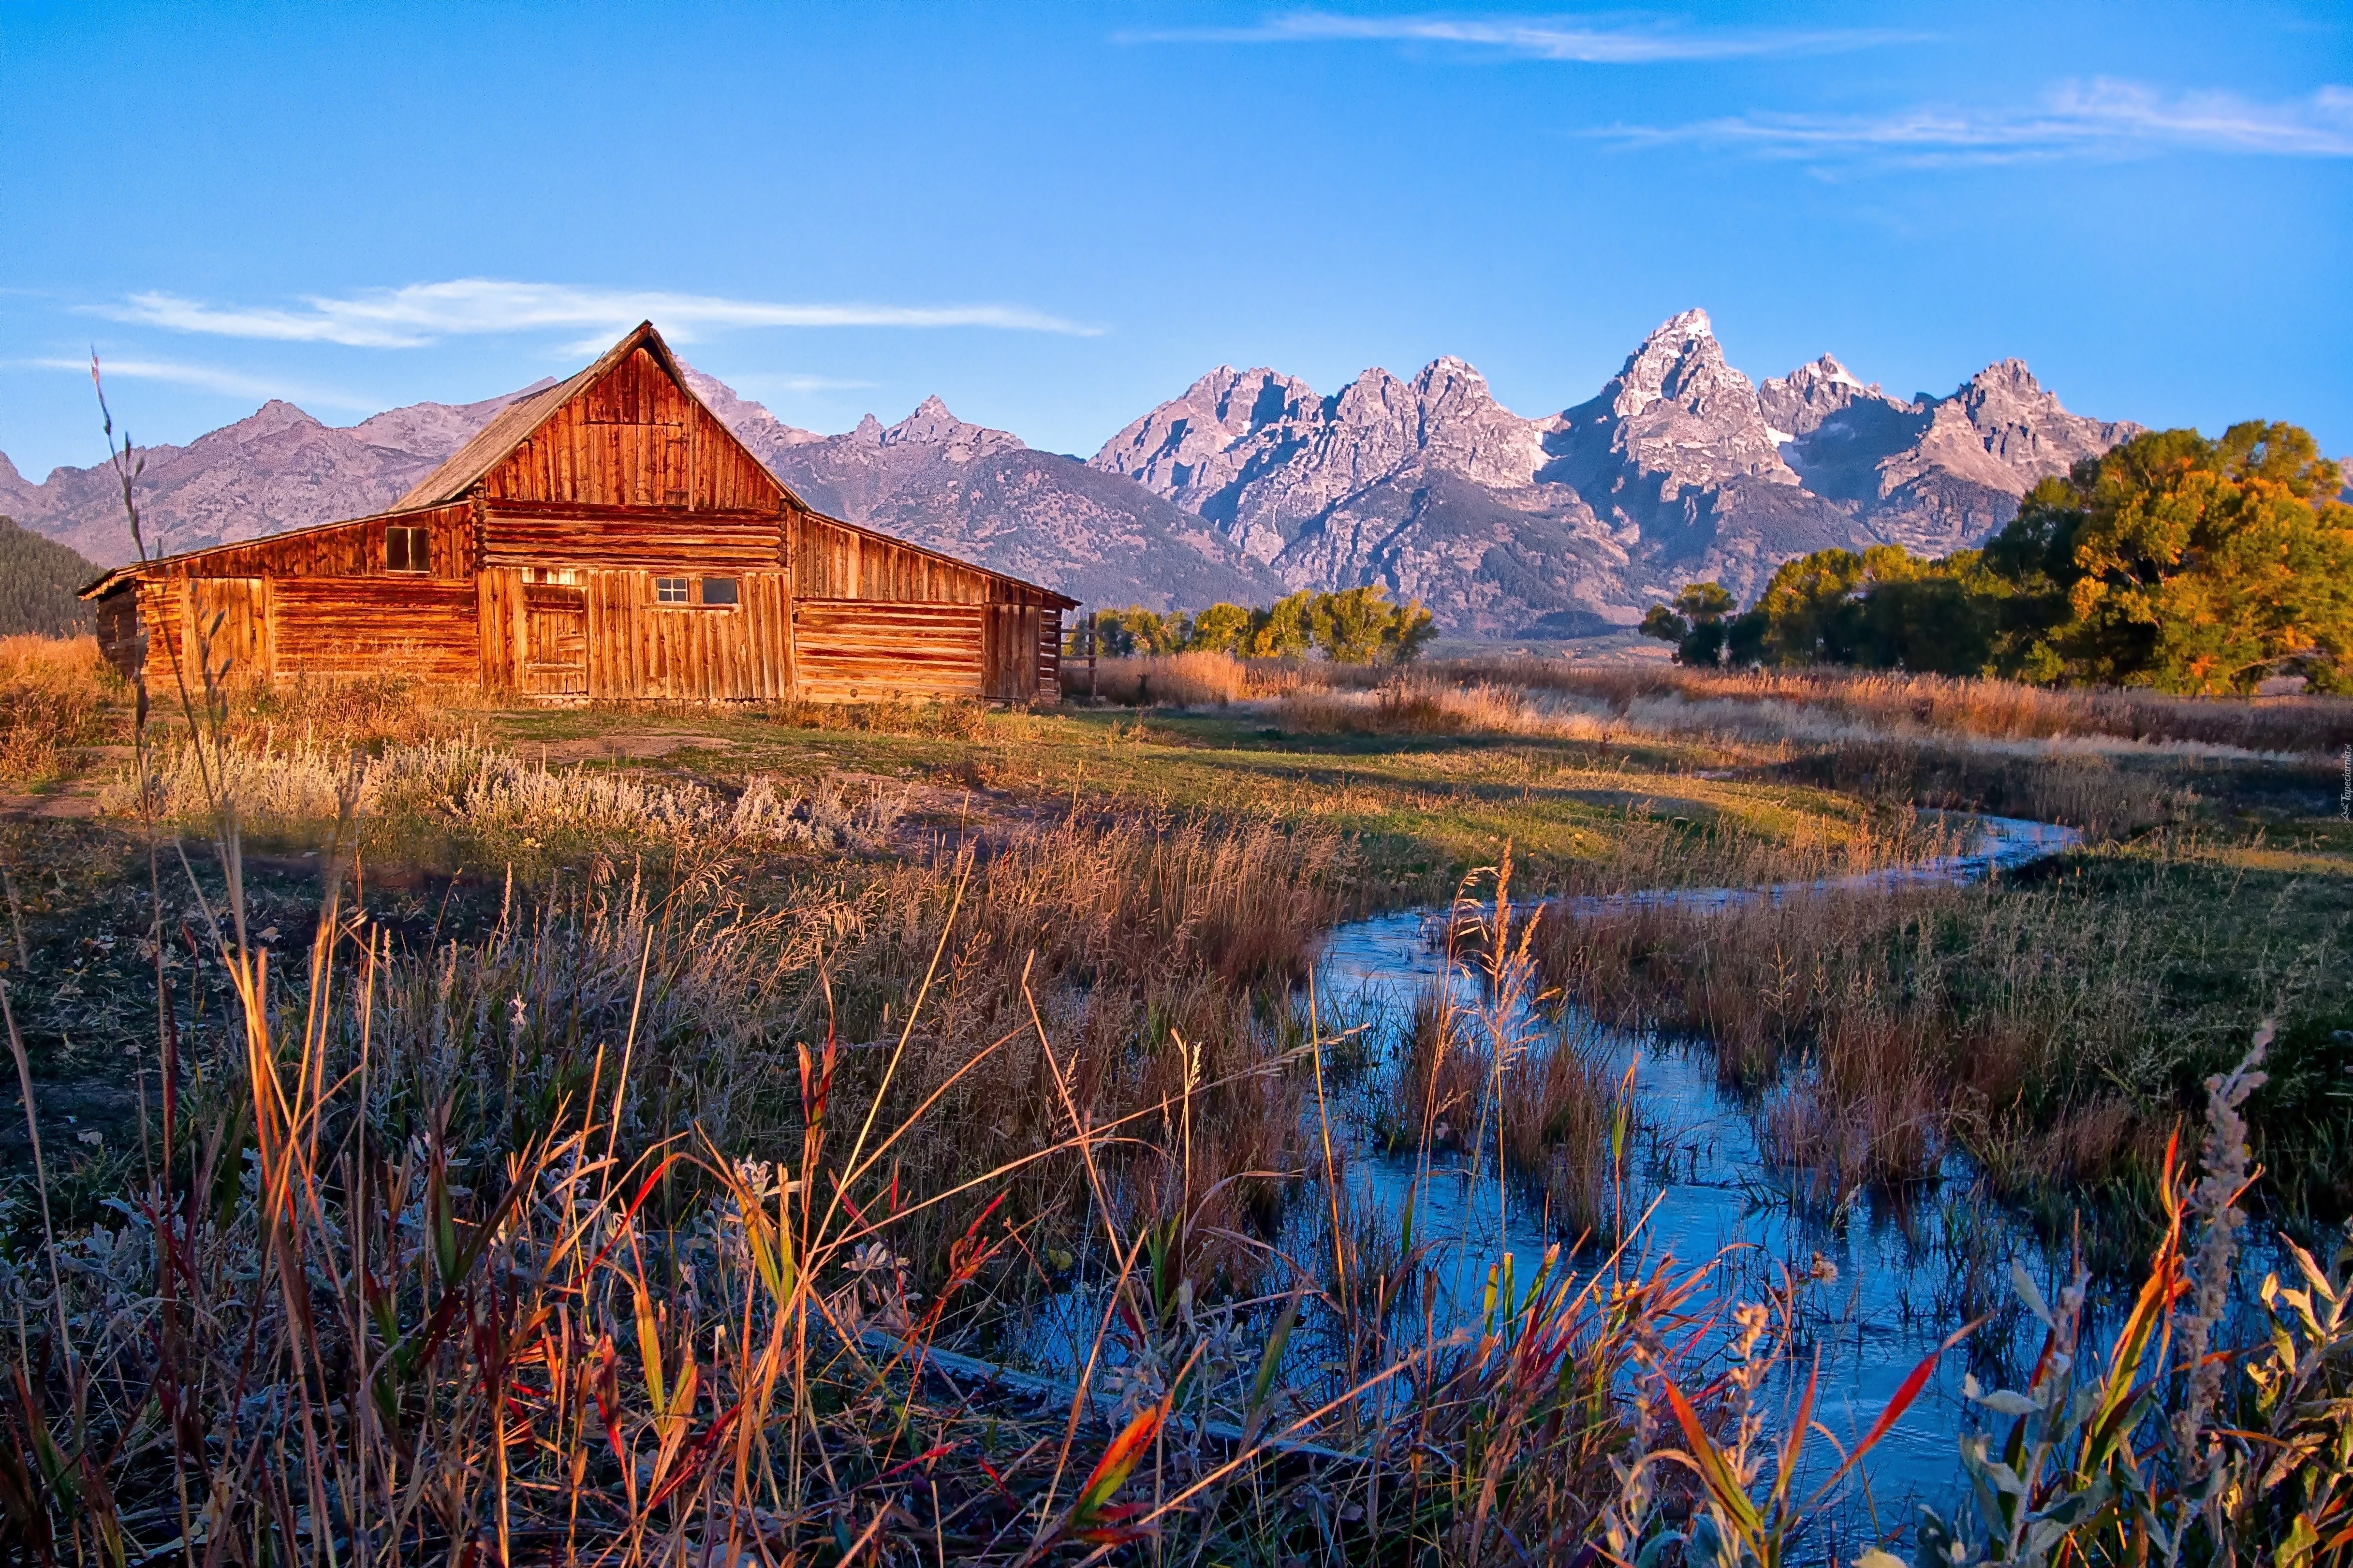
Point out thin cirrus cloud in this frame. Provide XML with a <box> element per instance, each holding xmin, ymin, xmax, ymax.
<box><xmin>1122</xmin><ymin>9</ymin><xmax>1923</xmax><ymax>62</ymax></box>
<box><xmin>96</xmin><ymin>279</ymin><xmax>1101</xmax><ymax>350</ymax></box>
<box><xmin>1598</xmin><ymin>79</ymin><xmax>2353</xmax><ymax>162</ymax></box>
<box><xmin>30</xmin><ymin>355</ymin><xmax>373</xmax><ymax>411</ymax></box>
<box><xmin>727</xmin><ymin>372</ymin><xmax>882</xmax><ymax>395</ymax></box>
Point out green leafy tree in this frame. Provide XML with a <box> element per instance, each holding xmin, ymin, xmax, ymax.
<box><xmin>1246</xmin><ymin>592</ymin><xmax>1324</xmax><ymax>658</ymax></box>
<box><xmin>1755</xmin><ymin>549</ymin><xmax>1870</xmax><ymax>665</ymax></box>
<box><xmin>1853</xmin><ymin>548</ymin><xmax>2003</xmax><ymax>675</ymax></box>
<box><xmin>1318</xmin><ymin>585</ymin><xmax>1400</xmax><ymax>663</ymax></box>
<box><xmin>1639</xmin><ymin>581</ymin><xmax>1741</xmax><ymax>667</ymax></box>
<box><xmin>1185</xmin><ymin>601</ymin><xmax>1253</xmax><ymax>655</ymax></box>
<box><xmin>1097</xmin><ymin>605</ymin><xmax>1186</xmax><ymax>656</ymax></box>
<box><xmin>1383</xmin><ymin>598</ymin><xmax>1438</xmax><ymax>663</ymax></box>
<box><xmin>1986</xmin><ymin>422</ymin><xmax>2353</xmax><ymax>692</ymax></box>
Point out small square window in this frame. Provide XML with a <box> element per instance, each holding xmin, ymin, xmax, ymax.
<box><xmin>386</xmin><ymin>525</ymin><xmax>430</xmax><ymax>574</ymax></box>
<box><xmin>654</xmin><ymin>576</ymin><xmax>690</xmax><ymax>603</ymax></box>
<box><xmin>700</xmin><ymin>577</ymin><xmax>739</xmax><ymax>606</ymax></box>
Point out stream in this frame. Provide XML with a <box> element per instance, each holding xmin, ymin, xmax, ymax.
<box><xmin>1015</xmin><ymin>813</ymin><xmax>2226</xmax><ymax>1543</ymax></box>
<box><xmin>1309</xmin><ymin>814</ymin><xmax>2089</xmax><ymax>1521</ymax></box>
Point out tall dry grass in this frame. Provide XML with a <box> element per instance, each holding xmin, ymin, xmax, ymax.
<box><xmin>1087</xmin><ymin>652</ymin><xmax>1395</xmax><ymax>707</ymax></box>
<box><xmin>1246</xmin><ymin>661</ymin><xmax>2312</xmax><ymax>841</ymax></box>
<box><xmin>104</xmin><ymin>734</ymin><xmax>914</xmax><ymax>862</ymax></box>
<box><xmin>1456</xmin><ymin>659</ymin><xmax>2353</xmax><ymax>757</ymax></box>
<box><xmin>1531</xmin><ymin>841</ymin><xmax>2353</xmax><ymax>1229</ymax></box>
<box><xmin>762</xmin><ymin>695</ymin><xmax>995</xmax><ymax>740</ymax></box>
<box><xmin>1088</xmin><ymin>651</ymin><xmax>1260</xmax><ymax>706</ymax></box>
<box><xmin>0</xmin><ymin>634</ymin><xmax>119</xmax><ymax>786</ymax></box>
<box><xmin>203</xmin><ymin>669</ymin><xmax>480</xmax><ymax>750</ymax></box>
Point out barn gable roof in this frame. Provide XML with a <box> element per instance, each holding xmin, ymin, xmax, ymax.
<box><xmin>389</xmin><ymin>321</ymin><xmax>800</xmax><ymax>513</ymax></box>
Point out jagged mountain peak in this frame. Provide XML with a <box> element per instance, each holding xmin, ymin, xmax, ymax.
<box><xmin>1966</xmin><ymin>357</ymin><xmax>2042</xmax><ymax>395</ymax></box>
<box><xmin>1601</xmin><ymin>308</ymin><xmax>1757</xmax><ymax>423</ymax></box>
<box><xmin>676</xmin><ymin>366</ymin><xmax>821</xmax><ymax>470</ymax></box>
<box><xmin>1649</xmin><ymin>307</ymin><xmax>1716</xmax><ymax>343</ymax></box>
<box><xmin>1774</xmin><ymin>354</ymin><xmax>1875</xmax><ymax>396</ymax></box>
<box><xmin>871</xmin><ymin>396</ymin><xmax>1025</xmax><ymax>463</ymax></box>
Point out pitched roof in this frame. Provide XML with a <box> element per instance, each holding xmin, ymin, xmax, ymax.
<box><xmin>387</xmin><ymin>321</ymin><xmax>754</xmax><ymax>511</ymax></box>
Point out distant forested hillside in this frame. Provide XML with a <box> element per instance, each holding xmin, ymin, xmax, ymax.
<box><xmin>0</xmin><ymin>516</ymin><xmax>99</xmax><ymax>635</ymax></box>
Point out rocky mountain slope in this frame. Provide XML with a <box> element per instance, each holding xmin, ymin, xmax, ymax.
<box><xmin>5</xmin><ymin>310</ymin><xmax>2142</xmax><ymax>633</ymax></box>
<box><xmin>1092</xmin><ymin>308</ymin><xmax>2141</xmax><ymax>633</ymax></box>
<box><xmin>0</xmin><ymin>384</ymin><xmax>552</xmax><ymax>566</ymax></box>
<box><xmin>683</xmin><ymin>374</ymin><xmax>1284</xmax><ymax>610</ymax></box>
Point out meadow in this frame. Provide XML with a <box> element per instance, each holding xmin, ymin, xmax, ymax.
<box><xmin>1</xmin><ymin>639</ymin><xmax>2349</xmax><ymax>1565</ymax></box>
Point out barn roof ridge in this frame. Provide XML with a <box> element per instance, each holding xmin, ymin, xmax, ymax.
<box><xmin>388</xmin><ymin>321</ymin><xmax>817</xmax><ymax>514</ymax></box>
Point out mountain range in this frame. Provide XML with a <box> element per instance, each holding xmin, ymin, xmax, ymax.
<box><xmin>3</xmin><ymin>310</ymin><xmax>2143</xmax><ymax>634</ymax></box>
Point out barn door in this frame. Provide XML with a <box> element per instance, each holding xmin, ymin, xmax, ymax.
<box><xmin>981</xmin><ymin>604</ymin><xmax>1041</xmax><ymax>702</ymax></box>
<box><xmin>183</xmin><ymin>578</ymin><xmax>272</xmax><ymax>688</ymax></box>
<box><xmin>520</xmin><ymin>583</ymin><xmax>587</xmax><ymax>698</ymax></box>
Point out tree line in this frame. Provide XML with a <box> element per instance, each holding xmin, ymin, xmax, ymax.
<box><xmin>0</xmin><ymin>516</ymin><xmax>97</xmax><ymax>638</ymax></box>
<box><xmin>1641</xmin><ymin>421</ymin><xmax>2353</xmax><ymax>694</ymax></box>
<box><xmin>1088</xmin><ymin>585</ymin><xmax>1439</xmax><ymax>665</ymax></box>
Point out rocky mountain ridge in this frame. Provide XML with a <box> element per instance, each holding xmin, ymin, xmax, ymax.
<box><xmin>5</xmin><ymin>311</ymin><xmax>2145</xmax><ymax>633</ymax></box>
<box><xmin>1090</xmin><ymin>308</ymin><xmax>2142</xmax><ymax>632</ymax></box>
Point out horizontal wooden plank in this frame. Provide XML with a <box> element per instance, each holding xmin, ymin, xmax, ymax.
<box><xmin>272</xmin><ymin>576</ymin><xmax>479</xmax><ymax>680</ymax></box>
<box><xmin>489</xmin><ymin>499</ymin><xmax>785</xmax><ymax>526</ymax></box>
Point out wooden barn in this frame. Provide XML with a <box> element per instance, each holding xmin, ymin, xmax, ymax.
<box><xmin>80</xmin><ymin>322</ymin><xmax>1076</xmax><ymax>704</ymax></box>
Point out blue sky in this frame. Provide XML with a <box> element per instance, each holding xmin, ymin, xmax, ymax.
<box><xmin>4</xmin><ymin>1</ymin><xmax>2348</xmax><ymax>480</ymax></box>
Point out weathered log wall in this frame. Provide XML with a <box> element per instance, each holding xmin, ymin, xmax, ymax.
<box><xmin>481</xmin><ymin>501</ymin><xmax>783</xmax><ymax>571</ymax></box>
<box><xmin>584</xmin><ymin>570</ymin><xmax>792</xmax><ymax>702</ymax></box>
<box><xmin>793</xmin><ymin>600</ymin><xmax>985</xmax><ymax>702</ymax></box>
<box><xmin>123</xmin><ymin>573</ymin><xmax>480</xmax><ymax>691</ymax></box>
<box><xmin>141</xmin><ymin>503</ymin><xmax>477</xmax><ymax>582</ymax></box>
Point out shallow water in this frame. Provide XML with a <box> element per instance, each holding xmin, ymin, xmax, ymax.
<box><xmin>1014</xmin><ymin>813</ymin><xmax>2214</xmax><ymax>1546</ymax></box>
<box><xmin>1309</xmin><ymin>814</ymin><xmax>2111</xmax><ymax>1526</ymax></box>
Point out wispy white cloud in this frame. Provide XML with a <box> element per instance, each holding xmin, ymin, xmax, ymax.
<box><xmin>1598</xmin><ymin>78</ymin><xmax>2353</xmax><ymax>162</ymax></box>
<box><xmin>726</xmin><ymin>372</ymin><xmax>880</xmax><ymax>394</ymax></box>
<box><xmin>95</xmin><ymin>279</ymin><xmax>1101</xmax><ymax>349</ymax></box>
<box><xmin>1123</xmin><ymin>10</ymin><xmax>1921</xmax><ymax>62</ymax></box>
<box><xmin>28</xmin><ymin>355</ymin><xmax>373</xmax><ymax>410</ymax></box>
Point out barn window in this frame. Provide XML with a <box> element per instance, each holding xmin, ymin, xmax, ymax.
<box><xmin>700</xmin><ymin>577</ymin><xmax>740</xmax><ymax>606</ymax></box>
<box><xmin>386</xmin><ymin>526</ymin><xmax>431</xmax><ymax>574</ymax></box>
<box><xmin>654</xmin><ymin>577</ymin><xmax>691</xmax><ymax>603</ymax></box>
